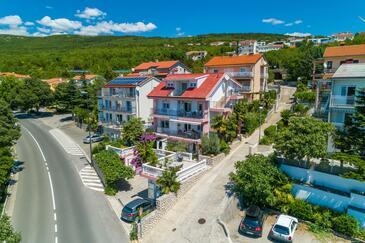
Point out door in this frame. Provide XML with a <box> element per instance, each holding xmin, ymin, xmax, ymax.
<box><xmin>347</xmin><ymin>87</ymin><xmax>356</xmax><ymax>104</ymax></box>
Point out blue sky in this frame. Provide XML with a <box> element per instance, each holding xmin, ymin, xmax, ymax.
<box><xmin>0</xmin><ymin>0</ymin><xmax>364</xmax><ymax>37</ymax></box>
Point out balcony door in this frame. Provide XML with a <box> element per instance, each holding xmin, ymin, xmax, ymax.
<box><xmin>340</xmin><ymin>86</ymin><xmax>356</xmax><ymax>105</ymax></box>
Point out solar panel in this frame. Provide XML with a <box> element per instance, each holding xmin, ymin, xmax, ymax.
<box><xmin>108</xmin><ymin>77</ymin><xmax>148</xmax><ymax>85</ymax></box>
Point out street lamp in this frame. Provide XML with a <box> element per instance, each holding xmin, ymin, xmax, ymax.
<box><xmin>258</xmin><ymin>106</ymin><xmax>263</xmax><ymax>144</ymax></box>
<box><xmin>81</xmin><ymin>91</ymin><xmax>94</xmax><ymax>167</ymax></box>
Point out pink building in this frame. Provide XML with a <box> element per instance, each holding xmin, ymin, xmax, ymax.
<box><xmin>204</xmin><ymin>54</ymin><xmax>268</xmax><ymax>100</ymax></box>
<box><xmin>147</xmin><ymin>73</ymin><xmax>242</xmax><ymax>151</ymax></box>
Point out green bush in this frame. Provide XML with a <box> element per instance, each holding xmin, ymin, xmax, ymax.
<box><xmin>288</xmin><ymin>199</ymin><xmax>314</xmax><ymax>221</ymax></box>
<box><xmin>201</xmin><ymin>133</ymin><xmax>221</xmax><ymax>155</ymax></box>
<box><xmin>259</xmin><ymin>136</ymin><xmax>272</xmax><ymax>145</ymax></box>
<box><xmin>332</xmin><ymin>214</ymin><xmax>359</xmax><ymax>237</ymax></box>
<box><xmin>264</xmin><ymin>125</ymin><xmax>277</xmax><ymax>138</ymax></box>
<box><xmin>129</xmin><ymin>222</ymin><xmax>138</xmax><ymax>241</ymax></box>
<box><xmin>309</xmin><ymin>210</ymin><xmax>333</xmax><ymax>233</ymax></box>
<box><xmin>94</xmin><ymin>150</ymin><xmax>134</xmax><ymax>195</ymax></box>
<box><xmin>243</xmin><ymin>112</ymin><xmax>260</xmax><ymax>135</ymax></box>
<box><xmin>219</xmin><ymin>139</ymin><xmax>230</xmax><ymax>154</ymax></box>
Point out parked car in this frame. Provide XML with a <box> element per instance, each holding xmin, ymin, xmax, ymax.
<box><xmin>269</xmin><ymin>214</ymin><xmax>298</xmax><ymax>243</ymax></box>
<box><xmin>121</xmin><ymin>198</ymin><xmax>153</xmax><ymax>222</ymax></box>
<box><xmin>238</xmin><ymin>205</ymin><xmax>264</xmax><ymax>237</ymax></box>
<box><xmin>83</xmin><ymin>134</ymin><xmax>103</xmax><ymax>143</ymax></box>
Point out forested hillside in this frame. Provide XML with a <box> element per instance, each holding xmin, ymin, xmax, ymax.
<box><xmin>0</xmin><ymin>33</ymin><xmax>285</xmax><ymax>79</ymax></box>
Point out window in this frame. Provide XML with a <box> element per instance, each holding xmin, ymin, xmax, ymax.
<box><xmin>167</xmin><ymin>82</ymin><xmax>174</xmax><ymax>88</ymax></box>
<box><xmin>353</xmin><ymin>60</ymin><xmax>359</xmax><ymax>64</ymax></box>
<box><xmin>184</xmin><ymin>124</ymin><xmax>192</xmax><ymax>131</ymax></box>
<box><xmin>213</xmin><ymin>69</ymin><xmax>219</xmax><ymax>73</ymax></box>
<box><xmin>326</xmin><ymin>61</ymin><xmax>333</xmax><ymax>69</ymax></box>
<box><xmin>198</xmin><ymin>103</ymin><xmax>203</xmax><ymax>111</ymax></box>
<box><xmin>161</xmin><ymin>120</ymin><xmax>169</xmax><ymax>128</ymax></box>
<box><xmin>189</xmin><ymin>82</ymin><xmax>197</xmax><ymax>88</ymax></box>
<box><xmin>162</xmin><ymin>102</ymin><xmax>170</xmax><ymax>109</ymax></box>
<box><xmin>197</xmin><ymin>125</ymin><xmax>201</xmax><ymax>131</ymax></box>
<box><xmin>184</xmin><ymin>102</ymin><xmax>192</xmax><ymax>112</ymax></box>
<box><xmin>240</xmin><ymin>67</ymin><xmax>247</xmax><ymax>72</ymax></box>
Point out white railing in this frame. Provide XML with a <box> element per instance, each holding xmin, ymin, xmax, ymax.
<box><xmin>106</xmin><ymin>145</ymin><xmax>135</xmax><ymax>157</ymax></box>
<box><xmin>176</xmin><ymin>159</ymin><xmax>207</xmax><ymax>182</ymax></box>
<box><xmin>227</xmin><ymin>71</ymin><xmax>253</xmax><ymax>78</ymax></box>
<box><xmin>142</xmin><ymin>163</ymin><xmax>164</xmax><ymax>178</ymax></box>
<box><xmin>330</xmin><ymin>95</ymin><xmax>355</xmax><ymax>108</ymax></box>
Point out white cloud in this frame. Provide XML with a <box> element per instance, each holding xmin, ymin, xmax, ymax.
<box><xmin>75</xmin><ymin>7</ymin><xmax>106</xmax><ymax>19</ymax></box>
<box><xmin>24</xmin><ymin>21</ymin><xmax>34</xmax><ymax>26</ymax></box>
<box><xmin>262</xmin><ymin>18</ymin><xmax>284</xmax><ymax>25</ymax></box>
<box><xmin>285</xmin><ymin>23</ymin><xmax>293</xmax><ymax>27</ymax></box>
<box><xmin>37</xmin><ymin>27</ymin><xmax>50</xmax><ymax>33</ymax></box>
<box><xmin>0</xmin><ymin>25</ymin><xmax>29</xmax><ymax>35</ymax></box>
<box><xmin>176</xmin><ymin>27</ymin><xmax>184</xmax><ymax>37</ymax></box>
<box><xmin>285</xmin><ymin>32</ymin><xmax>312</xmax><ymax>37</ymax></box>
<box><xmin>37</xmin><ymin>16</ymin><xmax>82</xmax><ymax>33</ymax></box>
<box><xmin>46</xmin><ymin>6</ymin><xmax>53</xmax><ymax>9</ymax></box>
<box><xmin>0</xmin><ymin>15</ymin><xmax>23</xmax><ymax>26</ymax></box>
<box><xmin>294</xmin><ymin>20</ymin><xmax>303</xmax><ymax>24</ymax></box>
<box><xmin>75</xmin><ymin>21</ymin><xmax>157</xmax><ymax>36</ymax></box>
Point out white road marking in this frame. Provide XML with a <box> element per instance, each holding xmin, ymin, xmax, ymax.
<box><xmin>23</xmin><ymin>127</ymin><xmax>46</xmax><ymax>162</ymax></box>
<box><xmin>79</xmin><ymin>165</ymin><xmax>104</xmax><ymax>192</ymax></box>
<box><xmin>23</xmin><ymin>126</ymin><xmax>58</xmax><ymax>243</ymax></box>
<box><xmin>49</xmin><ymin>128</ymin><xmax>84</xmax><ymax>156</ymax></box>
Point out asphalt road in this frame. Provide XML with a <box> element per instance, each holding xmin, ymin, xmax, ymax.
<box><xmin>12</xmin><ymin>117</ymin><xmax>129</xmax><ymax>243</ymax></box>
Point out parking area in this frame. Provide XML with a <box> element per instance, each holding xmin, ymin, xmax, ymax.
<box><xmin>227</xmin><ymin>212</ymin><xmax>349</xmax><ymax>243</ymax></box>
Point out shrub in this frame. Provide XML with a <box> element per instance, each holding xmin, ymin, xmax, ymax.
<box><xmin>332</xmin><ymin>214</ymin><xmax>359</xmax><ymax>237</ymax></box>
<box><xmin>243</xmin><ymin>112</ymin><xmax>260</xmax><ymax>135</ymax></box>
<box><xmin>219</xmin><ymin>139</ymin><xmax>230</xmax><ymax>154</ymax></box>
<box><xmin>309</xmin><ymin>210</ymin><xmax>333</xmax><ymax>233</ymax></box>
<box><xmin>94</xmin><ymin>150</ymin><xmax>134</xmax><ymax>195</ymax></box>
<box><xmin>264</xmin><ymin>125</ymin><xmax>277</xmax><ymax>138</ymax></box>
<box><xmin>129</xmin><ymin>222</ymin><xmax>138</xmax><ymax>241</ymax></box>
<box><xmin>201</xmin><ymin>133</ymin><xmax>221</xmax><ymax>155</ymax></box>
<box><xmin>288</xmin><ymin>199</ymin><xmax>314</xmax><ymax>221</ymax></box>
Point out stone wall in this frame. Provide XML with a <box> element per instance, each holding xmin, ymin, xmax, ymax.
<box><xmin>140</xmin><ymin>170</ymin><xmax>207</xmax><ymax>238</ymax></box>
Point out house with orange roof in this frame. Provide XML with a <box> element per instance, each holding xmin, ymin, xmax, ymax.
<box><xmin>204</xmin><ymin>54</ymin><xmax>268</xmax><ymax>100</ymax></box>
<box><xmin>131</xmin><ymin>60</ymin><xmax>191</xmax><ymax>78</ymax></box>
<box><xmin>72</xmin><ymin>74</ymin><xmax>101</xmax><ymax>85</ymax></box>
<box><xmin>43</xmin><ymin>77</ymin><xmax>68</xmax><ymax>91</ymax></box>
<box><xmin>314</xmin><ymin>44</ymin><xmax>365</xmax><ymax>117</ymax></box>
<box><xmin>148</xmin><ymin>73</ymin><xmax>242</xmax><ymax>152</ymax></box>
<box><xmin>0</xmin><ymin>72</ymin><xmax>30</xmax><ymax>79</ymax></box>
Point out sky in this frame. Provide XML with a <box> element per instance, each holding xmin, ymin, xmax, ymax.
<box><xmin>0</xmin><ymin>0</ymin><xmax>364</xmax><ymax>37</ymax></box>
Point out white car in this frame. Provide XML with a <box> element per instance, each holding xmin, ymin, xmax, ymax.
<box><xmin>270</xmin><ymin>214</ymin><xmax>298</xmax><ymax>243</ymax></box>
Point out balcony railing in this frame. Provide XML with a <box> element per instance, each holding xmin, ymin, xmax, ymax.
<box><xmin>102</xmin><ymin>93</ymin><xmax>136</xmax><ymax>98</ymax></box>
<box><xmin>156</xmin><ymin>127</ymin><xmax>202</xmax><ymax>140</ymax></box>
<box><xmin>227</xmin><ymin>71</ymin><xmax>253</xmax><ymax>78</ymax></box>
<box><xmin>241</xmin><ymin>85</ymin><xmax>252</xmax><ymax>92</ymax></box>
<box><xmin>261</xmin><ymin>73</ymin><xmax>268</xmax><ymax>79</ymax></box>
<box><xmin>99</xmin><ymin>105</ymin><xmax>136</xmax><ymax>113</ymax></box>
<box><xmin>330</xmin><ymin>95</ymin><xmax>355</xmax><ymax>108</ymax></box>
<box><xmin>154</xmin><ymin>109</ymin><xmax>204</xmax><ymax>119</ymax></box>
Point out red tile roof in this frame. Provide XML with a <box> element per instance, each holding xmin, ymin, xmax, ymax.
<box><xmin>148</xmin><ymin>73</ymin><xmax>224</xmax><ymax>99</ymax></box>
<box><xmin>324</xmin><ymin>44</ymin><xmax>365</xmax><ymax>57</ymax></box>
<box><xmin>204</xmin><ymin>54</ymin><xmax>262</xmax><ymax>67</ymax></box>
<box><xmin>134</xmin><ymin>61</ymin><xmax>179</xmax><ymax>70</ymax></box>
<box><xmin>73</xmin><ymin>74</ymin><xmax>98</xmax><ymax>81</ymax></box>
<box><xmin>0</xmin><ymin>72</ymin><xmax>30</xmax><ymax>79</ymax></box>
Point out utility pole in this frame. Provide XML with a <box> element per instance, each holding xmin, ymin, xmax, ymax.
<box><xmin>258</xmin><ymin>106</ymin><xmax>263</xmax><ymax>144</ymax></box>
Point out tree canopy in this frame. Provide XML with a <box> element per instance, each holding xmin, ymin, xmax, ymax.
<box><xmin>274</xmin><ymin>116</ymin><xmax>335</xmax><ymax>165</ymax></box>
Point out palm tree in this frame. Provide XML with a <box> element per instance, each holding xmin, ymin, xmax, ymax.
<box><xmin>156</xmin><ymin>167</ymin><xmax>181</xmax><ymax>194</ymax></box>
<box><xmin>211</xmin><ymin>114</ymin><xmax>227</xmax><ymax>139</ymax></box>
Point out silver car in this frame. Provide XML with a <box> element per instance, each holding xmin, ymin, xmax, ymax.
<box><xmin>270</xmin><ymin>215</ymin><xmax>298</xmax><ymax>243</ymax></box>
<box><xmin>83</xmin><ymin>134</ymin><xmax>103</xmax><ymax>143</ymax></box>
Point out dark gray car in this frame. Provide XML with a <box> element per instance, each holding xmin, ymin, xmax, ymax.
<box><xmin>121</xmin><ymin>198</ymin><xmax>152</xmax><ymax>222</ymax></box>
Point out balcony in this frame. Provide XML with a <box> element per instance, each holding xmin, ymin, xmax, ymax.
<box><xmin>156</xmin><ymin>127</ymin><xmax>202</xmax><ymax>140</ymax></box>
<box><xmin>330</xmin><ymin>95</ymin><xmax>355</xmax><ymax>108</ymax></box>
<box><xmin>154</xmin><ymin>108</ymin><xmax>204</xmax><ymax>119</ymax></box>
<box><xmin>103</xmin><ymin>93</ymin><xmax>136</xmax><ymax>98</ymax></box>
<box><xmin>99</xmin><ymin>105</ymin><xmax>136</xmax><ymax>113</ymax></box>
<box><xmin>241</xmin><ymin>85</ymin><xmax>252</xmax><ymax>92</ymax></box>
<box><xmin>226</xmin><ymin>71</ymin><xmax>253</xmax><ymax>79</ymax></box>
<box><xmin>261</xmin><ymin>72</ymin><xmax>269</xmax><ymax>79</ymax></box>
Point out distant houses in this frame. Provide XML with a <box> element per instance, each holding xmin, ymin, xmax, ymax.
<box><xmin>0</xmin><ymin>72</ymin><xmax>30</xmax><ymax>79</ymax></box>
<box><xmin>43</xmin><ymin>77</ymin><xmax>67</xmax><ymax>91</ymax></box>
<box><xmin>185</xmin><ymin>51</ymin><xmax>208</xmax><ymax>61</ymax></box>
<box><xmin>129</xmin><ymin>60</ymin><xmax>191</xmax><ymax>78</ymax></box>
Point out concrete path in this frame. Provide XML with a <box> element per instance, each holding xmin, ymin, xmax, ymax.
<box><xmin>142</xmin><ymin>89</ymin><xmax>293</xmax><ymax>243</ymax></box>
